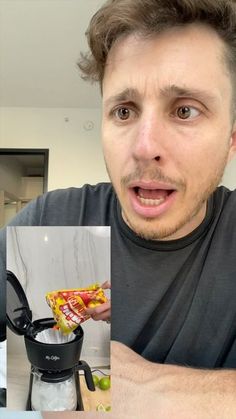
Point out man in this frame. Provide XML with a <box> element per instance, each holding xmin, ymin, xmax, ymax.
<box><xmin>0</xmin><ymin>0</ymin><xmax>236</xmax><ymax>417</ymax></box>
<box><xmin>42</xmin><ymin>414</ymin><xmax>100</xmax><ymax>419</ymax></box>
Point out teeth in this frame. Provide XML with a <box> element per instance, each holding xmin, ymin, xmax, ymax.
<box><xmin>137</xmin><ymin>196</ymin><xmax>165</xmax><ymax>206</ymax></box>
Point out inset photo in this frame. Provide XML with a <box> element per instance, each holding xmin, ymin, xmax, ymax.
<box><xmin>6</xmin><ymin>226</ymin><xmax>110</xmax><ymax>412</ymax></box>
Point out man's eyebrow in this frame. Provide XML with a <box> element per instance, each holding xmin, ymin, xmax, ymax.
<box><xmin>104</xmin><ymin>88</ymin><xmax>140</xmax><ymax>108</ymax></box>
<box><xmin>159</xmin><ymin>84</ymin><xmax>218</xmax><ymax>103</ymax></box>
<box><xmin>104</xmin><ymin>85</ymin><xmax>219</xmax><ymax>108</ymax></box>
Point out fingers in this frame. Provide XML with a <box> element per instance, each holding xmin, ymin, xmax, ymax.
<box><xmin>86</xmin><ymin>301</ymin><xmax>110</xmax><ymax>314</ymax></box>
<box><xmin>101</xmin><ymin>280</ymin><xmax>111</xmax><ymax>289</ymax></box>
<box><xmin>90</xmin><ymin>309</ymin><xmax>110</xmax><ymax>321</ymax></box>
<box><xmin>85</xmin><ymin>300</ymin><xmax>111</xmax><ymax>321</ymax></box>
<box><xmin>84</xmin><ymin>282</ymin><xmax>111</xmax><ymax>321</ymax></box>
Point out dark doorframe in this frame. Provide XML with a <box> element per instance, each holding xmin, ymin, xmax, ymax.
<box><xmin>0</xmin><ymin>148</ymin><xmax>49</xmax><ymax>193</ymax></box>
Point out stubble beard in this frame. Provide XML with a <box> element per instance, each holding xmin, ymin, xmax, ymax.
<box><xmin>122</xmin><ymin>186</ymin><xmax>210</xmax><ymax>241</ymax></box>
<box><xmin>105</xmin><ymin>154</ymin><xmax>229</xmax><ymax>241</ymax></box>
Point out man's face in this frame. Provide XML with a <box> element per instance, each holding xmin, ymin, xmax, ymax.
<box><xmin>42</xmin><ymin>415</ymin><xmax>70</xmax><ymax>419</ymax></box>
<box><xmin>102</xmin><ymin>24</ymin><xmax>236</xmax><ymax>240</ymax></box>
<box><xmin>42</xmin><ymin>414</ymin><xmax>100</xmax><ymax>419</ymax></box>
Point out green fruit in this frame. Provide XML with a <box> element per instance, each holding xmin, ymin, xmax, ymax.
<box><xmin>98</xmin><ymin>376</ymin><xmax>111</xmax><ymax>391</ymax></box>
<box><xmin>92</xmin><ymin>374</ymin><xmax>100</xmax><ymax>386</ymax></box>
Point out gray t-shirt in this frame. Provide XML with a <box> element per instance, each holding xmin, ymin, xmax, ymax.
<box><xmin>0</xmin><ymin>183</ymin><xmax>235</xmax><ymax>368</ymax></box>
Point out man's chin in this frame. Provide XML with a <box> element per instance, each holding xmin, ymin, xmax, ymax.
<box><xmin>121</xmin><ymin>196</ymin><xmax>209</xmax><ymax>241</ymax></box>
<box><xmin>121</xmin><ymin>211</ymin><xmax>182</xmax><ymax>241</ymax></box>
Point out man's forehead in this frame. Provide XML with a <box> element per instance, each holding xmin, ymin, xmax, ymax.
<box><xmin>102</xmin><ymin>25</ymin><xmax>230</xmax><ymax>107</ymax></box>
<box><xmin>106</xmin><ymin>23</ymin><xmax>225</xmax><ymax>61</ymax></box>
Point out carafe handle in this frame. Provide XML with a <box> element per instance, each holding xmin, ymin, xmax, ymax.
<box><xmin>76</xmin><ymin>360</ymin><xmax>95</xmax><ymax>391</ymax></box>
<box><xmin>0</xmin><ymin>388</ymin><xmax>6</xmax><ymax>408</ymax></box>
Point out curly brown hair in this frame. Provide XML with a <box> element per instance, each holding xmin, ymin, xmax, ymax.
<box><xmin>78</xmin><ymin>0</ymin><xmax>236</xmax><ymax>94</ymax></box>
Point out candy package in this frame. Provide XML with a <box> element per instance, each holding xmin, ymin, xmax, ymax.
<box><xmin>46</xmin><ymin>283</ymin><xmax>107</xmax><ymax>334</ymax></box>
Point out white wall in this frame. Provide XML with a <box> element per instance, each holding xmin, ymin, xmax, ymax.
<box><xmin>0</xmin><ymin>107</ymin><xmax>109</xmax><ymax>192</ymax></box>
<box><xmin>222</xmin><ymin>157</ymin><xmax>236</xmax><ymax>190</ymax></box>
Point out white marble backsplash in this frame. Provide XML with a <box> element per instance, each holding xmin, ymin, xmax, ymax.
<box><xmin>6</xmin><ymin>226</ymin><xmax>110</xmax><ymax>364</ymax></box>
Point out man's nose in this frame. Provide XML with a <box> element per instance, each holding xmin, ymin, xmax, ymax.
<box><xmin>132</xmin><ymin>114</ymin><xmax>165</xmax><ymax>163</ymax></box>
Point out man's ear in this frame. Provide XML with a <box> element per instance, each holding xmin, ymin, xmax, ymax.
<box><xmin>228</xmin><ymin>121</ymin><xmax>236</xmax><ymax>163</ymax></box>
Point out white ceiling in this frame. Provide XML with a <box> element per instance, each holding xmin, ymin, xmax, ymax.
<box><xmin>0</xmin><ymin>0</ymin><xmax>105</xmax><ymax>108</ymax></box>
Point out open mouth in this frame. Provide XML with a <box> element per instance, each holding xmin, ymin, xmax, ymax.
<box><xmin>133</xmin><ymin>186</ymin><xmax>174</xmax><ymax>207</ymax></box>
<box><xmin>127</xmin><ymin>182</ymin><xmax>177</xmax><ymax>218</ymax></box>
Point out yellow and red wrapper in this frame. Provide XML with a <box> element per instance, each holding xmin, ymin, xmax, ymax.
<box><xmin>46</xmin><ymin>283</ymin><xmax>107</xmax><ymax>334</ymax></box>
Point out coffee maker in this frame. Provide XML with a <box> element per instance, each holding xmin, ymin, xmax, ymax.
<box><xmin>7</xmin><ymin>270</ymin><xmax>95</xmax><ymax>411</ymax></box>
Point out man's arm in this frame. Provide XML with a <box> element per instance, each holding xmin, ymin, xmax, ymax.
<box><xmin>112</xmin><ymin>341</ymin><xmax>236</xmax><ymax>419</ymax></box>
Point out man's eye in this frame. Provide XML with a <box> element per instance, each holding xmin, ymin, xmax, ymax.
<box><xmin>114</xmin><ymin>107</ymin><xmax>131</xmax><ymax>120</ymax></box>
<box><xmin>176</xmin><ymin>106</ymin><xmax>200</xmax><ymax>120</ymax></box>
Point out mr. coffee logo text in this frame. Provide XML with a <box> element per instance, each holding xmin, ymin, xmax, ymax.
<box><xmin>45</xmin><ymin>355</ymin><xmax>60</xmax><ymax>361</ymax></box>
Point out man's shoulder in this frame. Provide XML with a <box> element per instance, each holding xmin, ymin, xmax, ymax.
<box><xmin>34</xmin><ymin>182</ymin><xmax>115</xmax><ymax>225</ymax></box>
<box><xmin>43</xmin><ymin>182</ymin><xmax>113</xmax><ymax>203</ymax></box>
<box><xmin>214</xmin><ymin>185</ymin><xmax>236</xmax><ymax>208</ymax></box>
<box><xmin>6</xmin><ymin>182</ymin><xmax>115</xmax><ymax>227</ymax></box>
<box><xmin>213</xmin><ymin>186</ymin><xmax>236</xmax><ymax>234</ymax></box>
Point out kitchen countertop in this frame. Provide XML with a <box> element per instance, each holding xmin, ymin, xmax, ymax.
<box><xmin>7</xmin><ymin>353</ymin><xmax>110</xmax><ymax>412</ymax></box>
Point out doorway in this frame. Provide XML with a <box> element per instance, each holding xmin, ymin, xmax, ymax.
<box><xmin>0</xmin><ymin>149</ymin><xmax>49</xmax><ymax>226</ymax></box>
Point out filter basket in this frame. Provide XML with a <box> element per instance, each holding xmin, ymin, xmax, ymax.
<box><xmin>35</xmin><ymin>328</ymin><xmax>75</xmax><ymax>344</ymax></box>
